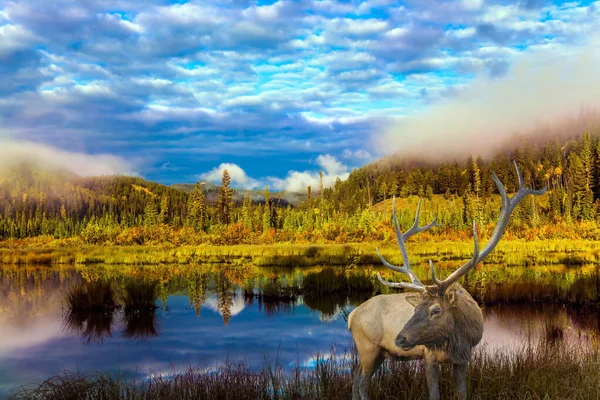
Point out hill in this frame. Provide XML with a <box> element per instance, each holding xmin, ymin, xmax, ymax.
<box><xmin>322</xmin><ymin>110</ymin><xmax>600</xmax><ymax>220</ymax></box>
<box><xmin>0</xmin><ymin>164</ymin><xmax>188</xmax><ymax>238</ymax></box>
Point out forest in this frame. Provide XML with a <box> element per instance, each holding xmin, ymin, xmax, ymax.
<box><xmin>2</xmin><ymin>113</ymin><xmax>600</xmax><ymax>246</ymax></box>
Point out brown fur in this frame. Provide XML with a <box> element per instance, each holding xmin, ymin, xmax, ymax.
<box><xmin>348</xmin><ymin>283</ymin><xmax>483</xmax><ymax>400</ymax></box>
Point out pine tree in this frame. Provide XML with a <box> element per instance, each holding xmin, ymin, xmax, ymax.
<box><xmin>582</xmin><ymin>132</ymin><xmax>594</xmax><ymax>190</ymax></box>
<box><xmin>217</xmin><ymin>170</ymin><xmax>233</xmax><ymax>224</ymax></box>
<box><xmin>242</xmin><ymin>191</ymin><xmax>253</xmax><ymax>230</ymax></box>
<box><xmin>568</xmin><ymin>152</ymin><xmax>586</xmax><ymax>220</ymax></box>
<box><xmin>379</xmin><ymin>181</ymin><xmax>388</xmax><ymax>202</ymax></box>
<box><xmin>159</xmin><ymin>194</ymin><xmax>169</xmax><ymax>224</ymax></box>
<box><xmin>187</xmin><ymin>181</ymin><xmax>206</xmax><ymax>230</ymax></box>
<box><xmin>359</xmin><ymin>209</ymin><xmax>374</xmax><ymax>234</ymax></box>
<box><xmin>144</xmin><ymin>200</ymin><xmax>158</xmax><ymax>226</ymax></box>
<box><xmin>262</xmin><ymin>186</ymin><xmax>272</xmax><ymax>232</ymax></box>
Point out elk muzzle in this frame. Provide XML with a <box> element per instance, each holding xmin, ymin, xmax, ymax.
<box><xmin>395</xmin><ymin>332</ymin><xmax>416</xmax><ymax>350</ymax></box>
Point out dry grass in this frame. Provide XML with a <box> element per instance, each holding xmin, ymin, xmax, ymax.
<box><xmin>9</xmin><ymin>339</ymin><xmax>600</xmax><ymax>400</ymax></box>
<box><xmin>2</xmin><ymin>239</ymin><xmax>600</xmax><ymax>267</ymax></box>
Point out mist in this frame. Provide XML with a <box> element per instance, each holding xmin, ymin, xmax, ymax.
<box><xmin>0</xmin><ymin>139</ymin><xmax>136</xmax><ymax>177</ymax></box>
<box><xmin>375</xmin><ymin>35</ymin><xmax>600</xmax><ymax>162</ymax></box>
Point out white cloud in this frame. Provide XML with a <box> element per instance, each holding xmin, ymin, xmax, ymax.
<box><xmin>199</xmin><ymin>155</ymin><xmax>352</xmax><ymax>192</ymax></box>
<box><xmin>0</xmin><ymin>139</ymin><xmax>137</xmax><ymax>176</ymax></box>
<box><xmin>375</xmin><ymin>35</ymin><xmax>600</xmax><ymax>161</ymax></box>
<box><xmin>316</xmin><ymin>154</ymin><xmax>346</xmax><ymax>175</ymax></box>
<box><xmin>268</xmin><ymin>154</ymin><xmax>350</xmax><ymax>193</ymax></box>
<box><xmin>199</xmin><ymin>162</ymin><xmax>261</xmax><ymax>189</ymax></box>
<box><xmin>204</xmin><ymin>293</ymin><xmax>246</xmax><ymax>317</ymax></box>
<box><xmin>0</xmin><ymin>24</ymin><xmax>37</xmax><ymax>55</ymax></box>
<box><xmin>343</xmin><ymin>149</ymin><xmax>372</xmax><ymax>160</ymax></box>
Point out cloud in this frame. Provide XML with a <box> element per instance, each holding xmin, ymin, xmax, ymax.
<box><xmin>0</xmin><ymin>139</ymin><xmax>136</xmax><ymax>176</ymax></box>
<box><xmin>199</xmin><ymin>155</ymin><xmax>352</xmax><ymax>193</ymax></box>
<box><xmin>268</xmin><ymin>154</ymin><xmax>351</xmax><ymax>193</ymax></box>
<box><xmin>343</xmin><ymin>149</ymin><xmax>372</xmax><ymax>160</ymax></box>
<box><xmin>375</xmin><ymin>34</ymin><xmax>600</xmax><ymax>161</ymax></box>
<box><xmin>0</xmin><ymin>0</ymin><xmax>599</xmax><ymax>184</ymax></box>
<box><xmin>0</xmin><ymin>23</ymin><xmax>37</xmax><ymax>56</ymax></box>
<box><xmin>199</xmin><ymin>162</ymin><xmax>261</xmax><ymax>189</ymax></box>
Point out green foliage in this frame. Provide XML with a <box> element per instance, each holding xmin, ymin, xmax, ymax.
<box><xmin>4</xmin><ymin>121</ymin><xmax>600</xmax><ymax>244</ymax></box>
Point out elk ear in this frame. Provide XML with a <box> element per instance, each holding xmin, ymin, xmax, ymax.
<box><xmin>405</xmin><ymin>293</ymin><xmax>423</xmax><ymax>307</ymax></box>
<box><xmin>447</xmin><ymin>290</ymin><xmax>458</xmax><ymax>307</ymax></box>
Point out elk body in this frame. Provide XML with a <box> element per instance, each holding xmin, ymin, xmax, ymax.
<box><xmin>348</xmin><ymin>162</ymin><xmax>546</xmax><ymax>400</ymax></box>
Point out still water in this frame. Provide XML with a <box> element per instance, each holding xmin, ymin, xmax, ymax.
<box><xmin>0</xmin><ymin>264</ymin><xmax>599</xmax><ymax>398</ymax></box>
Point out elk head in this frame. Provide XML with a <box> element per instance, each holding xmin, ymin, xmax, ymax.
<box><xmin>376</xmin><ymin>161</ymin><xmax>546</xmax><ymax>360</ymax></box>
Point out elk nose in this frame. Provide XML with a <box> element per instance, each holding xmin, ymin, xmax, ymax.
<box><xmin>396</xmin><ymin>334</ymin><xmax>407</xmax><ymax>347</ymax></box>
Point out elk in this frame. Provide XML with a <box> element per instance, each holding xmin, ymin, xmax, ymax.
<box><xmin>348</xmin><ymin>162</ymin><xmax>546</xmax><ymax>400</ymax></box>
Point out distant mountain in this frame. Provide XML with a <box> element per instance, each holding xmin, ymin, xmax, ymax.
<box><xmin>170</xmin><ymin>182</ymin><xmax>307</xmax><ymax>207</ymax></box>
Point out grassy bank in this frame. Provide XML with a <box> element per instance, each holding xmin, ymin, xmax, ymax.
<box><xmin>2</xmin><ymin>238</ymin><xmax>600</xmax><ymax>267</ymax></box>
<box><xmin>9</xmin><ymin>340</ymin><xmax>600</xmax><ymax>400</ymax></box>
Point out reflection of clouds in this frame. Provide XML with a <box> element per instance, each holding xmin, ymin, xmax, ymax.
<box><xmin>0</xmin><ymin>274</ymin><xmax>69</xmax><ymax>355</ymax></box>
<box><xmin>3</xmin><ymin>280</ymin><xmax>600</xmax><ymax>398</ymax></box>
<box><xmin>0</xmin><ymin>315</ymin><xmax>65</xmax><ymax>354</ymax></box>
<box><xmin>203</xmin><ymin>294</ymin><xmax>246</xmax><ymax>318</ymax></box>
<box><xmin>480</xmin><ymin>311</ymin><xmax>528</xmax><ymax>352</ymax></box>
<box><xmin>298</xmin><ymin>349</ymin><xmax>353</xmax><ymax>370</ymax></box>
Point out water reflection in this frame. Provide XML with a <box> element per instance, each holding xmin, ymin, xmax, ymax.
<box><xmin>63</xmin><ymin>308</ymin><xmax>115</xmax><ymax>344</ymax></box>
<box><xmin>1</xmin><ymin>264</ymin><xmax>600</xmax><ymax>397</ymax></box>
<box><xmin>122</xmin><ymin>309</ymin><xmax>159</xmax><ymax>341</ymax></box>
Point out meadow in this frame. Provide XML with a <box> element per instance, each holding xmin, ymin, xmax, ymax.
<box><xmin>1</xmin><ymin>236</ymin><xmax>600</xmax><ymax>267</ymax></box>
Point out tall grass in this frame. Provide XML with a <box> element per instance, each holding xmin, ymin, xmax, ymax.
<box><xmin>3</xmin><ymin>239</ymin><xmax>600</xmax><ymax>267</ymax></box>
<box><xmin>9</xmin><ymin>340</ymin><xmax>600</xmax><ymax>400</ymax></box>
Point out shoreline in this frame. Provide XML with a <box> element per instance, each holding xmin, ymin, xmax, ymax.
<box><xmin>1</xmin><ymin>238</ymin><xmax>599</xmax><ymax>266</ymax></box>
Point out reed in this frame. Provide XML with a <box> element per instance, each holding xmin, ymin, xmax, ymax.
<box><xmin>9</xmin><ymin>340</ymin><xmax>600</xmax><ymax>400</ymax></box>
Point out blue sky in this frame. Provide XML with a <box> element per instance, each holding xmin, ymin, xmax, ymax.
<box><xmin>0</xmin><ymin>0</ymin><xmax>599</xmax><ymax>190</ymax></box>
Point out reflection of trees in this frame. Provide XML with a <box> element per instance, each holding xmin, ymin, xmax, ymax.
<box><xmin>483</xmin><ymin>305</ymin><xmax>600</xmax><ymax>347</ymax></box>
<box><xmin>0</xmin><ymin>267</ymin><xmax>76</xmax><ymax>319</ymax></box>
<box><xmin>303</xmin><ymin>293</ymin><xmax>347</xmax><ymax>321</ymax></box>
<box><xmin>216</xmin><ymin>273</ymin><xmax>234</xmax><ymax>326</ymax></box>
<box><xmin>188</xmin><ymin>272</ymin><xmax>208</xmax><ymax>317</ymax></box>
<box><xmin>257</xmin><ymin>297</ymin><xmax>295</xmax><ymax>318</ymax></box>
<box><xmin>123</xmin><ymin>279</ymin><xmax>158</xmax><ymax>311</ymax></box>
<box><xmin>63</xmin><ymin>309</ymin><xmax>115</xmax><ymax>344</ymax></box>
<box><xmin>123</xmin><ymin>309</ymin><xmax>158</xmax><ymax>341</ymax></box>
<box><xmin>122</xmin><ymin>278</ymin><xmax>159</xmax><ymax>340</ymax></box>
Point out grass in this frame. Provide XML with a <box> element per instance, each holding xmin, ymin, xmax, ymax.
<box><xmin>2</xmin><ymin>239</ymin><xmax>600</xmax><ymax>267</ymax></box>
<box><xmin>9</xmin><ymin>339</ymin><xmax>600</xmax><ymax>400</ymax></box>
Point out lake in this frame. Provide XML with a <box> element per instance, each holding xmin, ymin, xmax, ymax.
<box><xmin>0</xmin><ymin>263</ymin><xmax>599</xmax><ymax>398</ymax></box>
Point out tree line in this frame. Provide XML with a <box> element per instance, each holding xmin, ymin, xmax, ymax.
<box><xmin>2</xmin><ymin>118</ymin><xmax>600</xmax><ymax>244</ymax></box>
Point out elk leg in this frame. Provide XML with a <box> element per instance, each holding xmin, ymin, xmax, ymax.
<box><xmin>352</xmin><ymin>347</ymin><xmax>383</xmax><ymax>400</ymax></box>
<box><xmin>453</xmin><ymin>363</ymin><xmax>468</xmax><ymax>400</ymax></box>
<box><xmin>425</xmin><ymin>358</ymin><xmax>441</xmax><ymax>400</ymax></box>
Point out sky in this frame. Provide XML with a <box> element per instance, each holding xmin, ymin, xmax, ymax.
<box><xmin>0</xmin><ymin>0</ymin><xmax>599</xmax><ymax>191</ymax></box>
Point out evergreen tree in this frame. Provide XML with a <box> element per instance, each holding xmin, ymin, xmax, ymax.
<box><xmin>144</xmin><ymin>200</ymin><xmax>158</xmax><ymax>226</ymax></box>
<box><xmin>242</xmin><ymin>191</ymin><xmax>253</xmax><ymax>230</ymax></box>
<box><xmin>217</xmin><ymin>170</ymin><xmax>233</xmax><ymax>225</ymax></box>
<box><xmin>262</xmin><ymin>187</ymin><xmax>272</xmax><ymax>232</ymax></box>
<box><xmin>159</xmin><ymin>194</ymin><xmax>169</xmax><ymax>224</ymax></box>
<box><xmin>187</xmin><ymin>181</ymin><xmax>206</xmax><ymax>230</ymax></box>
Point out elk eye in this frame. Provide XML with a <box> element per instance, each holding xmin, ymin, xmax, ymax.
<box><xmin>430</xmin><ymin>307</ymin><xmax>441</xmax><ymax>317</ymax></box>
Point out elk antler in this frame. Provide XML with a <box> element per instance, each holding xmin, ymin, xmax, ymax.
<box><xmin>430</xmin><ymin>160</ymin><xmax>547</xmax><ymax>296</ymax></box>
<box><xmin>376</xmin><ymin>197</ymin><xmax>442</xmax><ymax>293</ymax></box>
